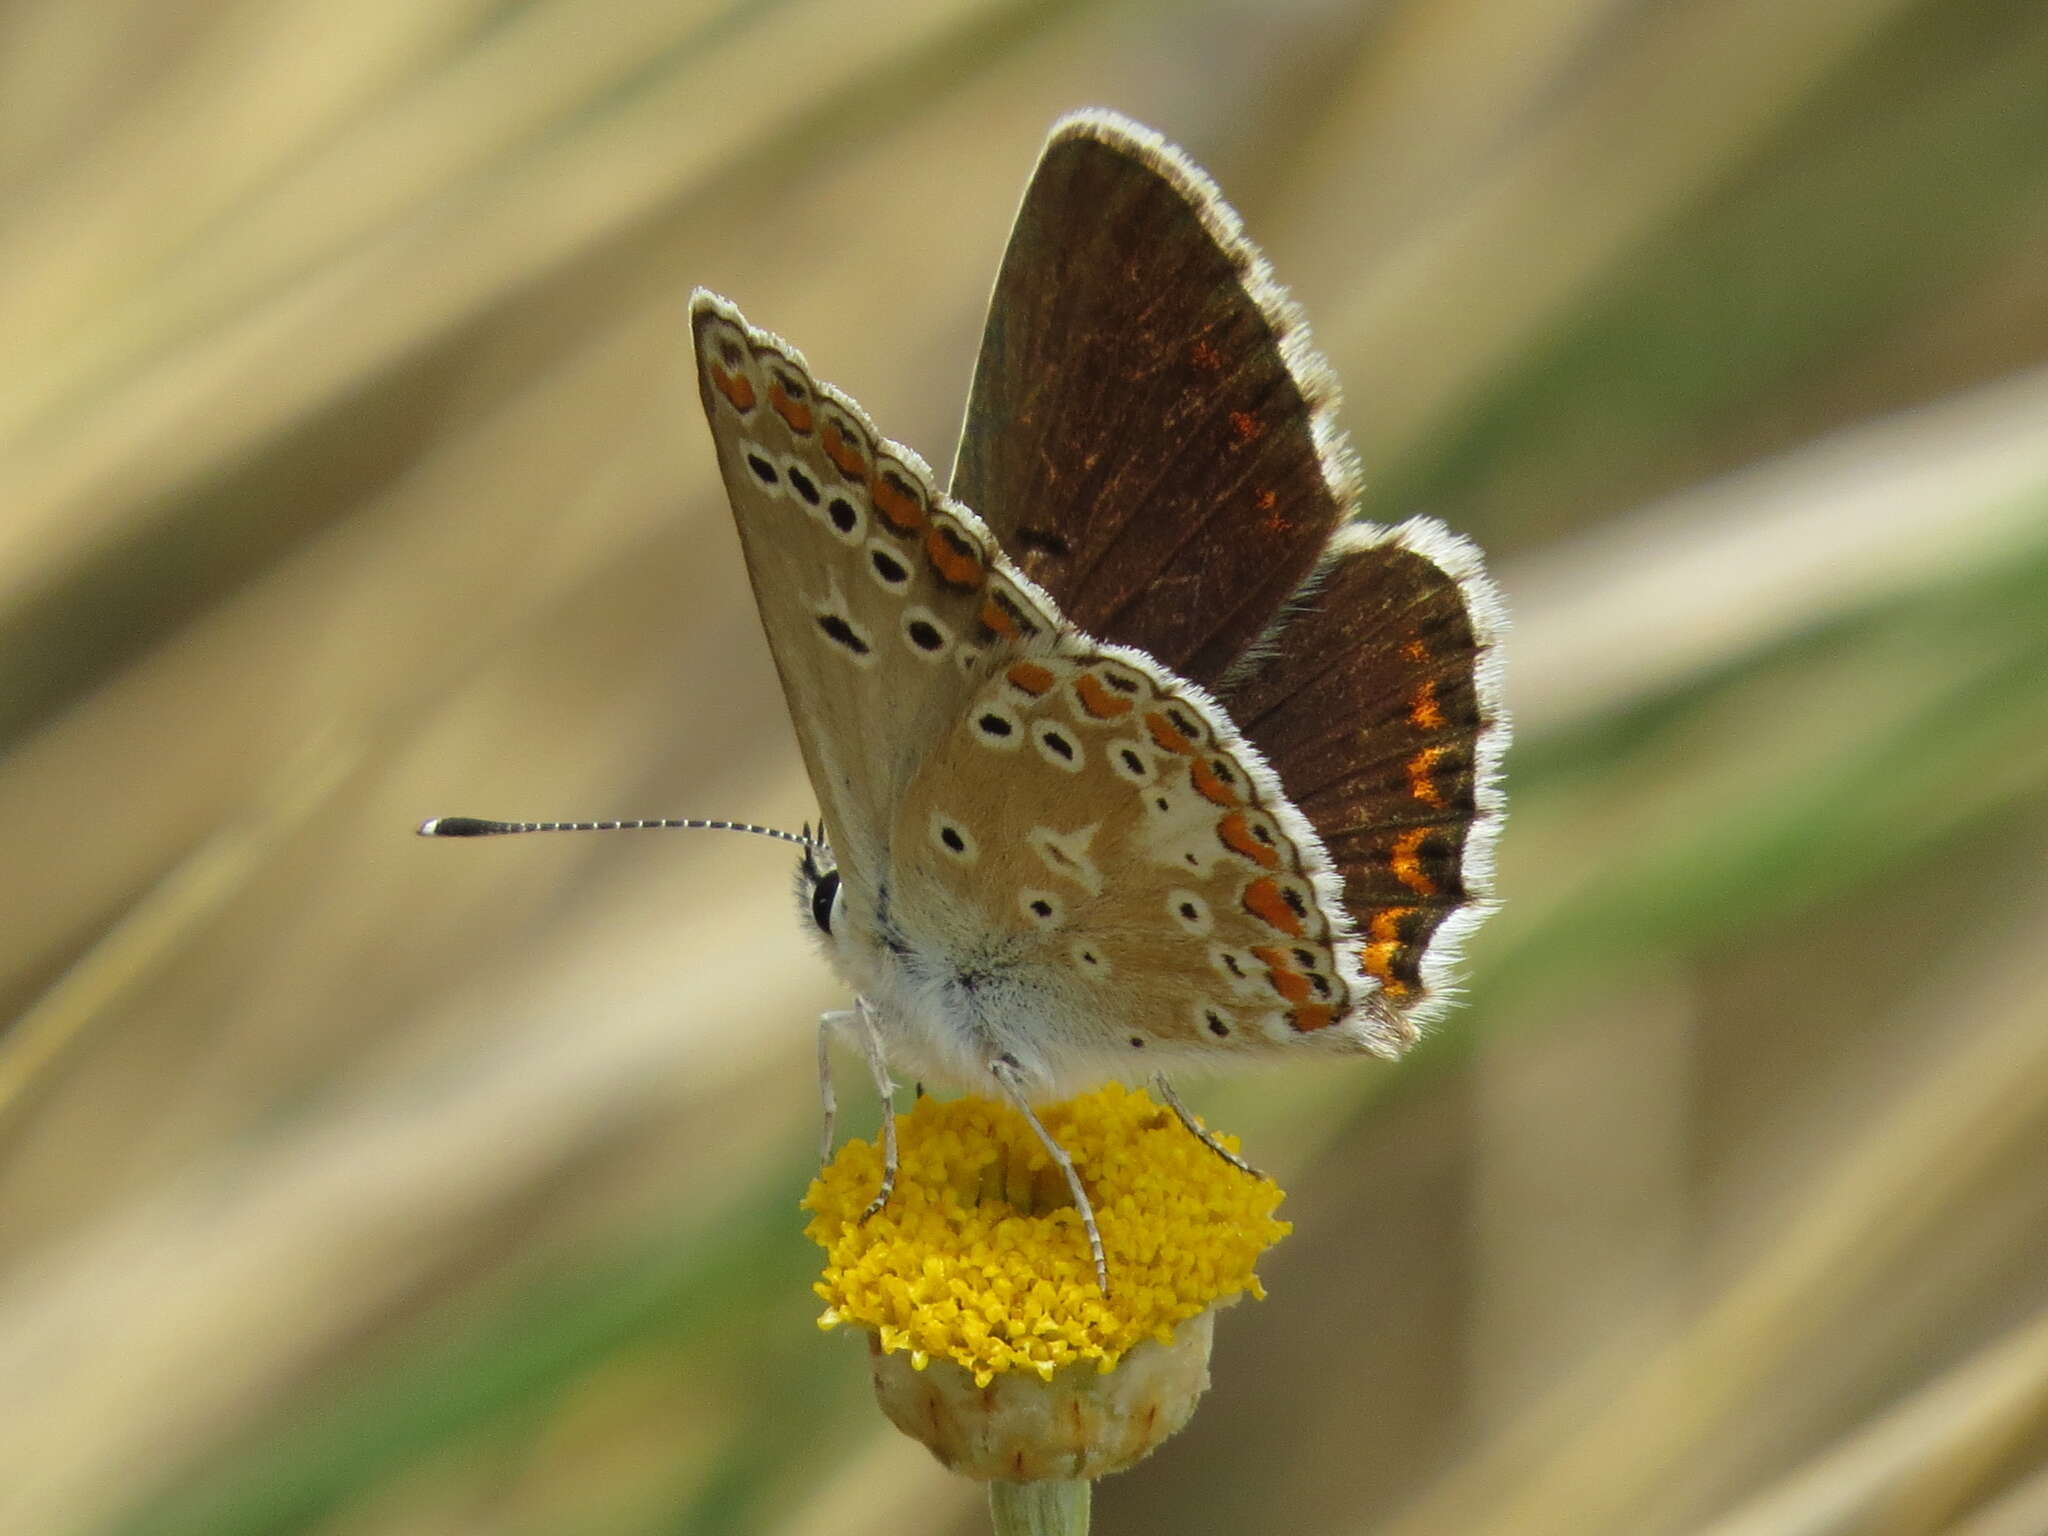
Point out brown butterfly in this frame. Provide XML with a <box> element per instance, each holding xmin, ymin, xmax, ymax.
<box><xmin>430</xmin><ymin>112</ymin><xmax>1507</xmax><ymax>1290</ymax></box>
<box><xmin>689</xmin><ymin>113</ymin><xmax>1507</xmax><ymax>1281</ymax></box>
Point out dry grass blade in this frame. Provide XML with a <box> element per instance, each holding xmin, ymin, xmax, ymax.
<box><xmin>1366</xmin><ymin>885</ymin><xmax>2048</xmax><ymax>1536</ymax></box>
<box><xmin>1944</xmin><ymin>1462</ymin><xmax>2048</xmax><ymax>1536</ymax></box>
<box><xmin>1694</xmin><ymin>1305</ymin><xmax>2048</xmax><ymax>1536</ymax></box>
<box><xmin>1331</xmin><ymin>0</ymin><xmax>1930</xmax><ymax>466</ymax></box>
<box><xmin>1507</xmin><ymin>363</ymin><xmax>2048</xmax><ymax>737</ymax></box>
<box><xmin>4</xmin><ymin>2</ymin><xmax>2047</xmax><ymax>1532</ymax></box>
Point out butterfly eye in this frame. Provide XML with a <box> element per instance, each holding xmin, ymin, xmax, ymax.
<box><xmin>809</xmin><ymin>868</ymin><xmax>842</xmax><ymax>935</ymax></box>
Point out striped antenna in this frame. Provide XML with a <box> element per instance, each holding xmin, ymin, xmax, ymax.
<box><xmin>418</xmin><ymin>816</ymin><xmax>816</xmax><ymax>847</ymax></box>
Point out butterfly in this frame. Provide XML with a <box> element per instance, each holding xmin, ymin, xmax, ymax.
<box><xmin>426</xmin><ymin>112</ymin><xmax>1505</xmax><ymax>1287</ymax></box>
<box><xmin>686</xmin><ymin>111</ymin><xmax>1508</xmax><ymax>1281</ymax></box>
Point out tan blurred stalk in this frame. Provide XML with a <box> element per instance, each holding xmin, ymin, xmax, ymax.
<box><xmin>2</xmin><ymin>2</ymin><xmax>2045</xmax><ymax>1533</ymax></box>
<box><xmin>1366</xmin><ymin>883</ymin><xmax>2048</xmax><ymax>1536</ymax></box>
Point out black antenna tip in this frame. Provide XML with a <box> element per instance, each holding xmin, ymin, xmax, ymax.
<box><xmin>418</xmin><ymin>816</ymin><xmax>505</xmax><ymax>837</ymax></box>
<box><xmin>416</xmin><ymin>814</ymin><xmax>817</xmax><ymax>846</ymax></box>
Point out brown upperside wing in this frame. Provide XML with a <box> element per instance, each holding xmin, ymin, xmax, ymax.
<box><xmin>950</xmin><ymin>111</ymin><xmax>1353</xmax><ymax>689</ymax></box>
<box><xmin>954</xmin><ymin>111</ymin><xmax>1508</xmax><ymax>1036</ymax></box>
<box><xmin>1217</xmin><ymin>519</ymin><xmax>1508</xmax><ymax>1033</ymax></box>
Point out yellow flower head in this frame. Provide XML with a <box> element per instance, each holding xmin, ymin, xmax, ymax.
<box><xmin>802</xmin><ymin>1082</ymin><xmax>1289</xmax><ymax>1388</ymax></box>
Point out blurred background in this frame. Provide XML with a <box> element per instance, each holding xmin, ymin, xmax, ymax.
<box><xmin>3</xmin><ymin>1</ymin><xmax>2047</xmax><ymax>1532</ymax></box>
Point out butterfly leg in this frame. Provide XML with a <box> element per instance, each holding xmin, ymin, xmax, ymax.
<box><xmin>848</xmin><ymin>999</ymin><xmax>900</xmax><ymax>1224</ymax></box>
<box><xmin>1156</xmin><ymin>1075</ymin><xmax>1268</xmax><ymax>1182</ymax></box>
<box><xmin>815</xmin><ymin>1011</ymin><xmax>843</xmax><ymax>1166</ymax></box>
<box><xmin>817</xmin><ymin>1006</ymin><xmax>900</xmax><ymax>1219</ymax></box>
<box><xmin>988</xmin><ymin>1054</ymin><xmax>1110</xmax><ymax>1296</ymax></box>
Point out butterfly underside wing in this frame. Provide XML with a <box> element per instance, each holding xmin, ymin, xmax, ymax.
<box><xmin>691</xmin><ymin>112</ymin><xmax>1505</xmax><ymax>1096</ymax></box>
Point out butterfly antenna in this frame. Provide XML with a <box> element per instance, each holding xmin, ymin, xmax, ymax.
<box><xmin>417</xmin><ymin>816</ymin><xmax>819</xmax><ymax>847</ymax></box>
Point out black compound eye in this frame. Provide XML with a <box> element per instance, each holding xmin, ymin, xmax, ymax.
<box><xmin>809</xmin><ymin>868</ymin><xmax>842</xmax><ymax>935</ymax></box>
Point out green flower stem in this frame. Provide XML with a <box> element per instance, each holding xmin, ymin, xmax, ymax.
<box><xmin>989</xmin><ymin>1478</ymin><xmax>1091</xmax><ymax>1535</ymax></box>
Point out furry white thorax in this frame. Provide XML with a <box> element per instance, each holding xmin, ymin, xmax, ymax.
<box><xmin>811</xmin><ymin>870</ymin><xmax>1227</xmax><ymax>1101</ymax></box>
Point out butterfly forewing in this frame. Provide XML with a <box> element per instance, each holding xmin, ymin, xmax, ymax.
<box><xmin>691</xmin><ymin>295</ymin><xmax>1008</xmax><ymax>881</ymax></box>
<box><xmin>951</xmin><ymin>112</ymin><xmax>1354</xmax><ymax>689</ymax></box>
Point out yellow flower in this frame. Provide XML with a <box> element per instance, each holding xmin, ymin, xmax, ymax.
<box><xmin>803</xmin><ymin>1083</ymin><xmax>1288</xmax><ymax>1482</ymax></box>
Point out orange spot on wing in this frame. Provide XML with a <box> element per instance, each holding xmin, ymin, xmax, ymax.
<box><xmin>1390</xmin><ymin>828</ymin><xmax>1438</xmax><ymax>897</ymax></box>
<box><xmin>1289</xmin><ymin>1003</ymin><xmax>1337</xmax><ymax>1033</ymax></box>
<box><xmin>926</xmin><ymin>527</ymin><xmax>983</xmax><ymax>589</ymax></box>
<box><xmin>1189</xmin><ymin>339</ymin><xmax>1224</xmax><ymax>372</ymax></box>
<box><xmin>1220</xmin><ymin>813</ymin><xmax>1280</xmax><ymax>870</ymax></box>
<box><xmin>710</xmin><ymin>365</ymin><xmax>755</xmax><ymax>412</ymax></box>
<box><xmin>1369</xmin><ymin>907</ymin><xmax>1417</xmax><ymax>943</ymax></box>
<box><xmin>1362</xmin><ymin>942</ymin><xmax>1412</xmax><ymax>996</ymax></box>
<box><xmin>1400</xmin><ymin>636</ymin><xmax>1429</xmax><ymax>664</ymax></box>
<box><xmin>1256</xmin><ymin>488</ymin><xmax>1291</xmax><ymax>536</ymax></box>
<box><xmin>1406</xmin><ymin>746</ymin><xmax>1449</xmax><ymax>809</ymax></box>
<box><xmin>822</xmin><ymin>422</ymin><xmax>866</xmax><ymax>478</ymax></box>
<box><xmin>768</xmin><ymin>380</ymin><xmax>813</xmax><ymax>434</ymax></box>
<box><xmin>980</xmin><ymin>596</ymin><xmax>1019</xmax><ymax>639</ymax></box>
<box><xmin>872</xmin><ymin>472</ymin><xmax>925</xmax><ymax>533</ymax></box>
<box><xmin>1006</xmin><ymin>661</ymin><xmax>1056</xmax><ymax>697</ymax></box>
<box><xmin>1362</xmin><ymin>908</ymin><xmax>1422</xmax><ymax>1001</ymax></box>
<box><xmin>1410</xmin><ymin>680</ymin><xmax>1447</xmax><ymax>731</ymax></box>
<box><xmin>1189</xmin><ymin>757</ymin><xmax>1240</xmax><ymax>807</ymax></box>
<box><xmin>1145</xmin><ymin>711</ymin><xmax>1197</xmax><ymax>755</ymax></box>
<box><xmin>1242</xmin><ymin>877</ymin><xmax>1303</xmax><ymax>935</ymax></box>
<box><xmin>1251</xmin><ymin>946</ymin><xmax>1310</xmax><ymax>1002</ymax></box>
<box><xmin>1229</xmin><ymin>410</ymin><xmax>1266</xmax><ymax>444</ymax></box>
<box><xmin>1073</xmin><ymin>672</ymin><xmax>1133</xmax><ymax>720</ymax></box>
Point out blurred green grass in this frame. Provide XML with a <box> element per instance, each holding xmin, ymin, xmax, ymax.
<box><xmin>3</xmin><ymin>2</ymin><xmax>2046</xmax><ymax>1534</ymax></box>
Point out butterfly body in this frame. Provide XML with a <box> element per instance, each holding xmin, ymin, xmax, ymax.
<box><xmin>693</xmin><ymin>112</ymin><xmax>1506</xmax><ymax>1108</ymax></box>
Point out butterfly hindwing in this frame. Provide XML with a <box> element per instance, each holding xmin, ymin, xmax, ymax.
<box><xmin>1219</xmin><ymin>518</ymin><xmax>1508</xmax><ymax>1034</ymax></box>
<box><xmin>951</xmin><ymin>112</ymin><xmax>1354</xmax><ymax>689</ymax></box>
<box><xmin>892</xmin><ymin>626</ymin><xmax>1415</xmax><ymax>1087</ymax></box>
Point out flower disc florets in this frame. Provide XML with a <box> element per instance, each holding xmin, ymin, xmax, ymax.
<box><xmin>803</xmin><ymin>1083</ymin><xmax>1288</xmax><ymax>1387</ymax></box>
